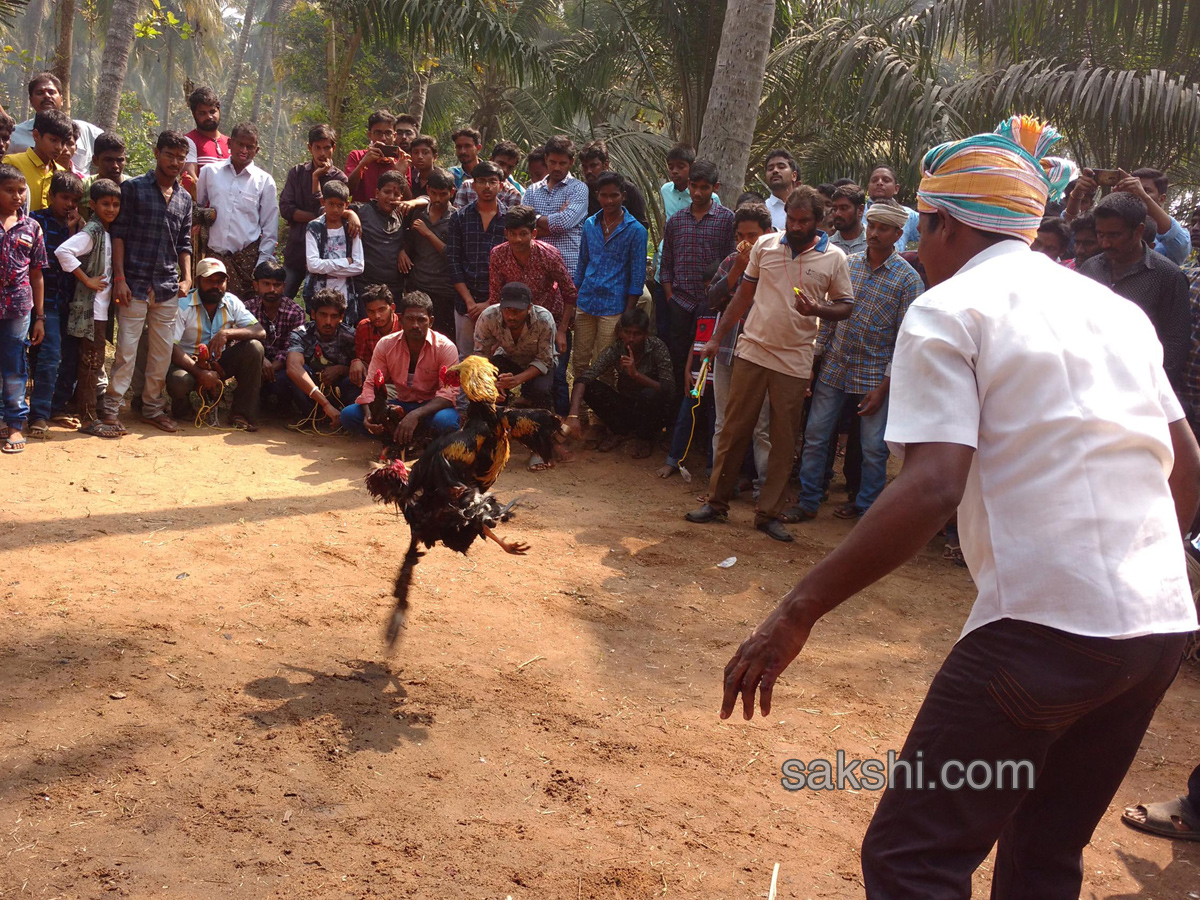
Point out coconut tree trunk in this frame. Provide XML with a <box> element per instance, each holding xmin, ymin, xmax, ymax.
<box><xmin>161</xmin><ymin>27</ymin><xmax>175</xmax><ymax>124</ymax></box>
<box><xmin>93</xmin><ymin>0</ymin><xmax>143</xmax><ymax>132</ymax></box>
<box><xmin>696</xmin><ymin>0</ymin><xmax>775</xmax><ymax>193</ymax></box>
<box><xmin>22</xmin><ymin>0</ymin><xmax>51</xmax><ymax>118</ymax></box>
<box><xmin>407</xmin><ymin>68</ymin><xmax>428</xmax><ymax>131</ymax></box>
<box><xmin>325</xmin><ymin>22</ymin><xmax>362</xmax><ymax>138</ymax></box>
<box><xmin>52</xmin><ymin>0</ymin><xmax>75</xmax><ymax>113</ymax></box>
<box><xmin>250</xmin><ymin>0</ymin><xmax>279</xmax><ymax>122</ymax></box>
<box><xmin>223</xmin><ymin>0</ymin><xmax>258</xmax><ymax>116</ymax></box>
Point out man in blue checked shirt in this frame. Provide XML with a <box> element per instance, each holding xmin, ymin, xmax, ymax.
<box><xmin>572</xmin><ymin>172</ymin><xmax>648</xmax><ymax>389</ymax></box>
<box><xmin>794</xmin><ymin>200</ymin><xmax>924</xmax><ymax>520</ymax></box>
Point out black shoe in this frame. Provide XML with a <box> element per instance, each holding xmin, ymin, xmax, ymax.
<box><xmin>685</xmin><ymin>503</ymin><xmax>727</xmax><ymax>524</ymax></box>
<box><xmin>757</xmin><ymin>519</ymin><xmax>794</xmax><ymax>542</ymax></box>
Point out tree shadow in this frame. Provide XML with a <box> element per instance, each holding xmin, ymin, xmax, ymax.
<box><xmin>240</xmin><ymin>658</ymin><xmax>429</xmax><ymax>753</ymax></box>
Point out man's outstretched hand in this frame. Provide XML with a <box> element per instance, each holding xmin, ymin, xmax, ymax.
<box><xmin>720</xmin><ymin>600</ymin><xmax>814</xmax><ymax>720</ymax></box>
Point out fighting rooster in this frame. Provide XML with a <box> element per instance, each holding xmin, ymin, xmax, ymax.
<box><xmin>365</xmin><ymin>356</ymin><xmax>562</xmax><ymax>647</ymax></box>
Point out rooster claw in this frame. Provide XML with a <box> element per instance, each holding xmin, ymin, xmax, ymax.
<box><xmin>504</xmin><ymin>541</ymin><xmax>530</xmax><ymax>556</ymax></box>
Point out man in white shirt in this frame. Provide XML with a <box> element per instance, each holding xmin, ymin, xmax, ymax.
<box><xmin>6</xmin><ymin>72</ymin><xmax>103</xmax><ymax>173</ymax></box>
<box><xmin>719</xmin><ymin>119</ymin><xmax>1200</xmax><ymax>899</ymax></box>
<box><xmin>196</xmin><ymin>122</ymin><xmax>278</xmax><ymax>301</ymax></box>
<box><xmin>763</xmin><ymin>149</ymin><xmax>797</xmax><ymax>230</ymax></box>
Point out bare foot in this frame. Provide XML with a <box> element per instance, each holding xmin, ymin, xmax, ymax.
<box><xmin>656</xmin><ymin>463</ymin><xmax>678</xmax><ymax>478</ymax></box>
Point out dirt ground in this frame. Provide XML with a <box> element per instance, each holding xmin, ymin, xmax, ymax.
<box><xmin>0</xmin><ymin>420</ymin><xmax>1197</xmax><ymax>899</ymax></box>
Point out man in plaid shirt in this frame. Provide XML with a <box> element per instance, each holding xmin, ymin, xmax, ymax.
<box><xmin>660</xmin><ymin>159</ymin><xmax>736</xmax><ymax>399</ymax></box>
<box><xmin>794</xmin><ymin>200</ymin><xmax>924</xmax><ymax>519</ymax></box>
<box><xmin>100</xmin><ymin>130</ymin><xmax>193</xmax><ymax>435</ymax></box>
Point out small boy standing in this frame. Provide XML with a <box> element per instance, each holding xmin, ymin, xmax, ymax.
<box><xmin>55</xmin><ymin>178</ymin><xmax>121</xmax><ymax>435</ymax></box>
<box><xmin>0</xmin><ymin>164</ymin><xmax>48</xmax><ymax>453</ymax></box>
<box><xmin>304</xmin><ymin>179</ymin><xmax>364</xmax><ymax>321</ymax></box>
<box><xmin>28</xmin><ymin>170</ymin><xmax>84</xmax><ymax>436</ymax></box>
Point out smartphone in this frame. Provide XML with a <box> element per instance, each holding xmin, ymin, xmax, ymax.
<box><xmin>1093</xmin><ymin>169</ymin><xmax>1122</xmax><ymax>187</ymax></box>
<box><xmin>379</xmin><ymin>145</ymin><xmax>401</xmax><ymax>158</ymax></box>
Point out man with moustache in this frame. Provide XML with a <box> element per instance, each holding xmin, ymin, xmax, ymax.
<box><xmin>167</xmin><ymin>257</ymin><xmax>267</xmax><ymax>429</ymax></box>
<box><xmin>6</xmin><ymin>72</ymin><xmax>103</xmax><ymax>173</ymax></box>
<box><xmin>195</xmin><ymin>122</ymin><xmax>278</xmax><ymax>301</ymax></box>
<box><xmin>720</xmin><ymin>117</ymin><xmax>1200</xmax><ymax>899</ymax></box>
<box><xmin>828</xmin><ymin>183</ymin><xmax>867</xmax><ymax>255</ymax></box>
<box><xmin>864</xmin><ymin>164</ymin><xmax>921</xmax><ymax>251</ymax></box>
<box><xmin>794</xmin><ymin>200</ymin><xmax>923</xmax><ymax>520</ymax></box>
<box><xmin>763</xmin><ymin>149</ymin><xmax>798</xmax><ymax>230</ymax></box>
<box><xmin>687</xmin><ymin>185</ymin><xmax>855</xmax><ymax>542</ymax></box>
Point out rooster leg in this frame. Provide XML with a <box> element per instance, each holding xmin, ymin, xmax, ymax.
<box><xmin>482</xmin><ymin>525</ymin><xmax>530</xmax><ymax>556</ymax></box>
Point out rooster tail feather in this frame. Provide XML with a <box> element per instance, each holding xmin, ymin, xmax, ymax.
<box><xmin>503</xmin><ymin>408</ymin><xmax>562</xmax><ymax>462</ymax></box>
<box><xmin>385</xmin><ymin>535</ymin><xmax>423</xmax><ymax>649</ymax></box>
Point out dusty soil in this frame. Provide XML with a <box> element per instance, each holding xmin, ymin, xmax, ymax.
<box><xmin>1</xmin><ymin>420</ymin><xmax>1197</xmax><ymax>899</ymax></box>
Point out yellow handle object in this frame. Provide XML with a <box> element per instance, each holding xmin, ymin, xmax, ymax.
<box><xmin>691</xmin><ymin>357</ymin><xmax>710</xmax><ymax>398</ymax></box>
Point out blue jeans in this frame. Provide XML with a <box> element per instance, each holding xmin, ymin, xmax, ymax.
<box><xmin>341</xmin><ymin>398</ymin><xmax>460</xmax><ymax>438</ymax></box>
<box><xmin>285</xmin><ymin>367</ymin><xmax>360</xmax><ymax>414</ymax></box>
<box><xmin>552</xmin><ymin>329</ymin><xmax>571</xmax><ymax>415</ymax></box>
<box><xmin>28</xmin><ymin>301</ymin><xmax>62</xmax><ymax>422</ymax></box>
<box><xmin>797</xmin><ymin>378</ymin><xmax>890</xmax><ymax>514</ymax></box>
<box><xmin>0</xmin><ymin>313</ymin><xmax>31</xmax><ymax>429</ymax></box>
<box><xmin>666</xmin><ymin>388</ymin><xmax>714</xmax><ymax>468</ymax></box>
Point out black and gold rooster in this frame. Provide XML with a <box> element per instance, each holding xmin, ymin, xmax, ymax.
<box><xmin>365</xmin><ymin>356</ymin><xmax>562</xmax><ymax>647</ymax></box>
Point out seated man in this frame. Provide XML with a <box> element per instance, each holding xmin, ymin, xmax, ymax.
<box><xmin>243</xmin><ymin>259</ymin><xmax>305</xmax><ymax>413</ymax></box>
<box><xmin>564</xmin><ymin>307</ymin><xmax>673</xmax><ymax>459</ymax></box>
<box><xmin>284</xmin><ymin>287</ymin><xmax>360</xmax><ymax>427</ymax></box>
<box><xmin>341</xmin><ymin>290</ymin><xmax>460</xmax><ymax>447</ymax></box>
<box><xmin>473</xmin><ymin>282</ymin><xmax>556</xmax><ymax>410</ymax></box>
<box><xmin>167</xmin><ymin>257</ymin><xmax>267</xmax><ymax>430</ymax></box>
<box><xmin>351</xmin><ymin>283</ymin><xmax>400</xmax><ymax>389</ymax></box>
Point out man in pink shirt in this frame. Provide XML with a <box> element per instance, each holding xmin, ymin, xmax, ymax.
<box><xmin>341</xmin><ymin>291</ymin><xmax>460</xmax><ymax>446</ymax></box>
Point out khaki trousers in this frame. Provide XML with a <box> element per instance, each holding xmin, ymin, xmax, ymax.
<box><xmin>707</xmin><ymin>356</ymin><xmax>808</xmax><ymax>523</ymax></box>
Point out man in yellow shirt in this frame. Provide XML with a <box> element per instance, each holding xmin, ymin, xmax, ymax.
<box><xmin>2</xmin><ymin>109</ymin><xmax>70</xmax><ymax>211</ymax></box>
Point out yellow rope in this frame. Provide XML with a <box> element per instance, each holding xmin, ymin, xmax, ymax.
<box><xmin>285</xmin><ymin>383</ymin><xmax>346</xmax><ymax>437</ymax></box>
<box><xmin>675</xmin><ymin>357</ymin><xmax>710</xmax><ymax>484</ymax></box>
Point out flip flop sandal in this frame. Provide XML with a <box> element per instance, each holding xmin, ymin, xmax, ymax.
<box><xmin>232</xmin><ymin>417</ymin><xmax>259</xmax><ymax>432</ymax></box>
<box><xmin>86</xmin><ymin>420</ymin><xmax>127</xmax><ymax>439</ymax></box>
<box><xmin>50</xmin><ymin>414</ymin><xmax>81</xmax><ymax>429</ymax></box>
<box><xmin>28</xmin><ymin>420</ymin><xmax>49</xmax><ymax>439</ymax></box>
<box><xmin>2</xmin><ymin>436</ymin><xmax>26</xmax><ymax>454</ymax></box>
<box><xmin>1122</xmin><ymin>796</ymin><xmax>1200</xmax><ymax>841</ymax></box>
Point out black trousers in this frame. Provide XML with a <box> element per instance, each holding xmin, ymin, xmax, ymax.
<box><xmin>166</xmin><ymin>339</ymin><xmax>264</xmax><ymax>422</ymax></box>
<box><xmin>492</xmin><ymin>355</ymin><xmax>553</xmax><ymax>410</ymax></box>
<box><xmin>583</xmin><ymin>380</ymin><xmax>669</xmax><ymax>440</ymax></box>
<box><xmin>862</xmin><ymin>617</ymin><xmax>1187</xmax><ymax>900</ymax></box>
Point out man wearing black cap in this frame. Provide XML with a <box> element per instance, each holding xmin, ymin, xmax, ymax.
<box><xmin>473</xmin><ymin>282</ymin><xmax>557</xmax><ymax>409</ymax></box>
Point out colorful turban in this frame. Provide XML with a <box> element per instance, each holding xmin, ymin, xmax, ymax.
<box><xmin>1041</xmin><ymin>156</ymin><xmax>1078</xmax><ymax>204</ymax></box>
<box><xmin>917</xmin><ymin>115</ymin><xmax>1064</xmax><ymax>244</ymax></box>
<box><xmin>865</xmin><ymin>199</ymin><xmax>911</xmax><ymax>229</ymax></box>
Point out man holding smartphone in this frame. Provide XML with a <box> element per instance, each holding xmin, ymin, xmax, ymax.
<box><xmin>346</xmin><ymin>110</ymin><xmax>413</xmax><ymax>204</ymax></box>
<box><xmin>1066</xmin><ymin>166</ymin><xmax>1191</xmax><ymax>264</ymax></box>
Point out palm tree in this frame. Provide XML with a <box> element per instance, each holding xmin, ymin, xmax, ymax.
<box><xmin>223</xmin><ymin>0</ymin><xmax>257</xmax><ymax>115</ymax></box>
<box><xmin>51</xmin><ymin>0</ymin><xmax>73</xmax><ymax>111</ymax></box>
<box><xmin>761</xmin><ymin>0</ymin><xmax>1200</xmax><ymax>196</ymax></box>
<box><xmin>93</xmin><ymin>0</ymin><xmax>143</xmax><ymax>132</ymax></box>
<box><xmin>697</xmin><ymin>0</ymin><xmax>775</xmax><ymax>192</ymax></box>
